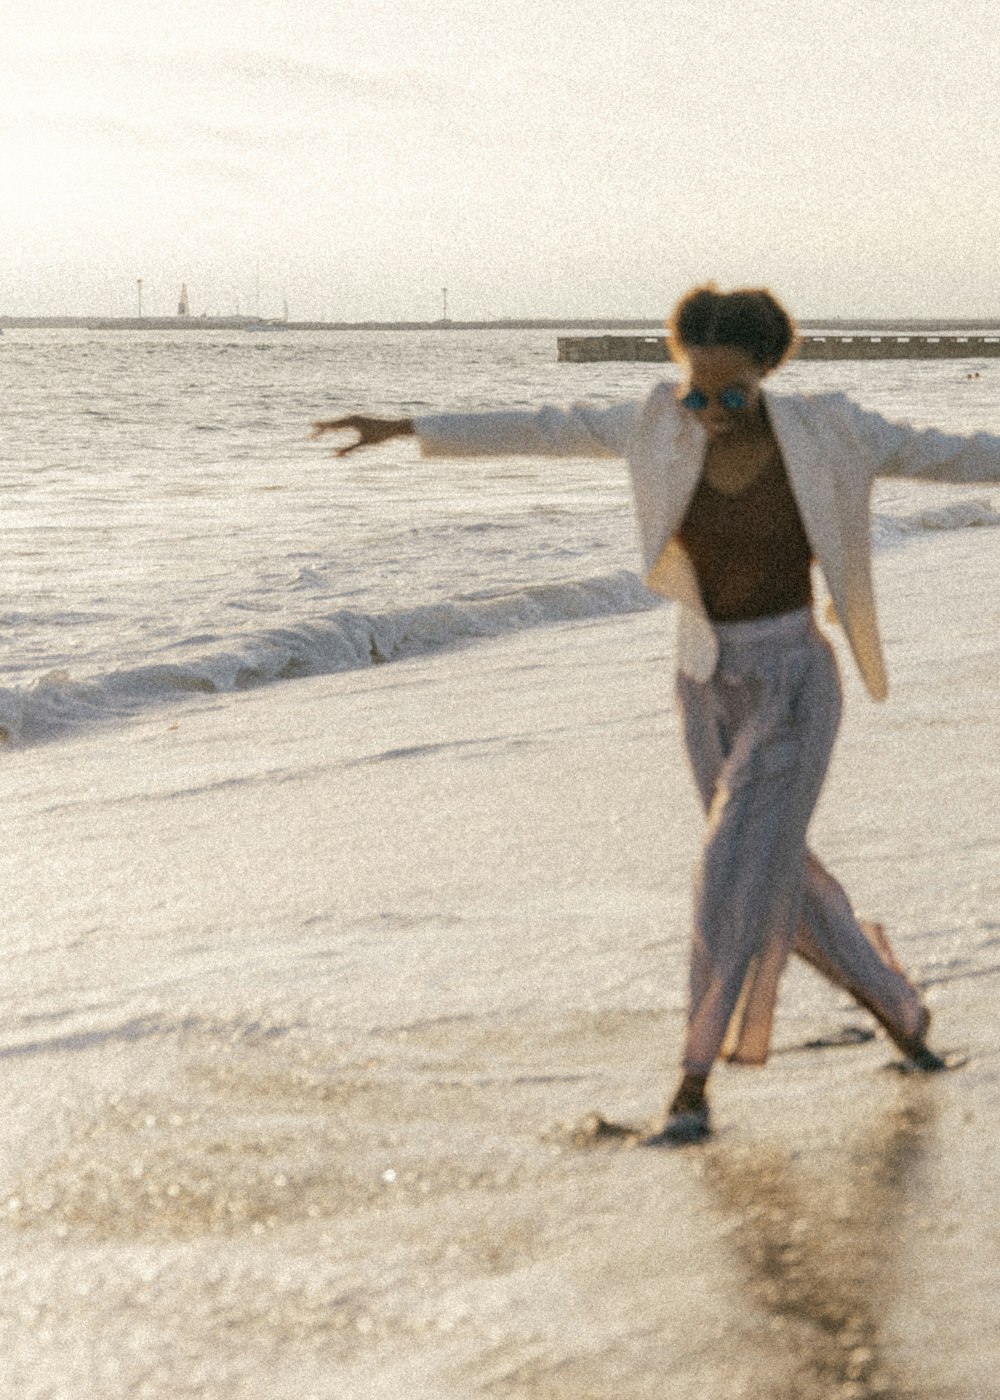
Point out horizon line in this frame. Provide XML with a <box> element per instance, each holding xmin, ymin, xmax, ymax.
<box><xmin>6</xmin><ymin>314</ymin><xmax>1000</xmax><ymax>332</ymax></box>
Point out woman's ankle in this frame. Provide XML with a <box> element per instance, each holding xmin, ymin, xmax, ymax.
<box><xmin>670</xmin><ymin>1073</ymin><xmax>709</xmax><ymax>1115</ymax></box>
<box><xmin>887</xmin><ymin>1005</ymin><xmax>933</xmax><ymax>1061</ymax></box>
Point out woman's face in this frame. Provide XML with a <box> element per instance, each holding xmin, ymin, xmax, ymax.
<box><xmin>677</xmin><ymin>345</ymin><xmax>767</xmax><ymax>443</ymax></box>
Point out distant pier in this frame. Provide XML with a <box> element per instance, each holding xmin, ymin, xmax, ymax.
<box><xmin>557</xmin><ymin>333</ymin><xmax>1000</xmax><ymax>363</ymax></box>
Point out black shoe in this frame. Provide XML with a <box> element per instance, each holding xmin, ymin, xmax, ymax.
<box><xmin>640</xmin><ymin>1105</ymin><xmax>711</xmax><ymax>1147</ymax></box>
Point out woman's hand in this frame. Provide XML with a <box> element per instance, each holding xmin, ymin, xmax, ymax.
<box><xmin>310</xmin><ymin>415</ymin><xmax>415</xmax><ymax>457</ymax></box>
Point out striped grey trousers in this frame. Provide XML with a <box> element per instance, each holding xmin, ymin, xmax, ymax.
<box><xmin>677</xmin><ymin>606</ymin><xmax>927</xmax><ymax>1074</ymax></box>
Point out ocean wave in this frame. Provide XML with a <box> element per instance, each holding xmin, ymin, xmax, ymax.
<box><xmin>873</xmin><ymin>496</ymin><xmax>1000</xmax><ymax>547</ymax></box>
<box><xmin>5</xmin><ymin>491</ymin><xmax>993</xmax><ymax>750</ymax></box>
<box><xmin>0</xmin><ymin>570</ymin><xmax>657</xmax><ymax>749</ymax></box>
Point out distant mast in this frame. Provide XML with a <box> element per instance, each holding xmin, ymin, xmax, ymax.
<box><xmin>177</xmin><ymin>283</ymin><xmax>190</xmax><ymax>318</ymax></box>
<box><xmin>440</xmin><ymin>287</ymin><xmax>451</xmax><ymax>325</ymax></box>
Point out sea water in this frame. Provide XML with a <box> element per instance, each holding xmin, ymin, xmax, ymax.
<box><xmin>2</xmin><ymin>327</ymin><xmax>999</xmax><ymax>746</ymax></box>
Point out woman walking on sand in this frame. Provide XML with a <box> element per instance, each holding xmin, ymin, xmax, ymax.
<box><xmin>312</xmin><ymin>284</ymin><xmax>1000</xmax><ymax>1145</ymax></box>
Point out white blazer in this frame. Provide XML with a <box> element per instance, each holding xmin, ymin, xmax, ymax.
<box><xmin>415</xmin><ymin>384</ymin><xmax>1000</xmax><ymax>700</ymax></box>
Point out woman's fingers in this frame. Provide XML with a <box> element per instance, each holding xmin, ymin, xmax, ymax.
<box><xmin>310</xmin><ymin>417</ymin><xmax>357</xmax><ymax>440</ymax></box>
<box><xmin>310</xmin><ymin>416</ymin><xmax>367</xmax><ymax>456</ymax></box>
<box><xmin>310</xmin><ymin>414</ymin><xmax>410</xmax><ymax>456</ymax></box>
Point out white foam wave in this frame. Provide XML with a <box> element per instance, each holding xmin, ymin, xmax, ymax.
<box><xmin>873</xmin><ymin>496</ymin><xmax>1000</xmax><ymax>548</ymax></box>
<box><xmin>0</xmin><ymin>571</ymin><xmax>657</xmax><ymax>749</ymax></box>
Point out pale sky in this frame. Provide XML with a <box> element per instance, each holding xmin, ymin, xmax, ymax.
<box><xmin>3</xmin><ymin>0</ymin><xmax>1000</xmax><ymax>320</ymax></box>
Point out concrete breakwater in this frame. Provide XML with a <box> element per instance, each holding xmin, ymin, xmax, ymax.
<box><xmin>557</xmin><ymin>333</ymin><xmax>1000</xmax><ymax>362</ymax></box>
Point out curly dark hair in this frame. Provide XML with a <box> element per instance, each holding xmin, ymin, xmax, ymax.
<box><xmin>668</xmin><ymin>284</ymin><xmax>797</xmax><ymax>371</ymax></box>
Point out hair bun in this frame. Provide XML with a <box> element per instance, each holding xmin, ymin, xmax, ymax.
<box><xmin>669</xmin><ymin>284</ymin><xmax>796</xmax><ymax>371</ymax></box>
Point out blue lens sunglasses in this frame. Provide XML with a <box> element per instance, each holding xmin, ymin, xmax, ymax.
<box><xmin>680</xmin><ymin>385</ymin><xmax>749</xmax><ymax>413</ymax></box>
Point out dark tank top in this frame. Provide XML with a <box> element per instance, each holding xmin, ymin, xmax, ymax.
<box><xmin>678</xmin><ymin>446</ymin><xmax>813</xmax><ymax>622</ymax></box>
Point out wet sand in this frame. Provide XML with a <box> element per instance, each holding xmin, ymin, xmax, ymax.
<box><xmin>1</xmin><ymin>528</ymin><xmax>998</xmax><ymax>1397</ymax></box>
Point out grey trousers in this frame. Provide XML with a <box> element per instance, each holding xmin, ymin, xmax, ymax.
<box><xmin>677</xmin><ymin>607</ymin><xmax>927</xmax><ymax>1074</ymax></box>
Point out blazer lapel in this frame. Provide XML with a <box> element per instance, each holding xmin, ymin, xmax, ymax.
<box><xmin>628</xmin><ymin>381</ymin><xmax>705</xmax><ymax>572</ymax></box>
<box><xmin>629</xmin><ymin>386</ymin><xmax>720</xmax><ymax>680</ymax></box>
<box><xmin>764</xmin><ymin>390</ymin><xmax>848</xmax><ymax>623</ymax></box>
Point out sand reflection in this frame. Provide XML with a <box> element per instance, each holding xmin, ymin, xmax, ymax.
<box><xmin>702</xmin><ymin>1093</ymin><xmax>936</xmax><ymax>1400</ymax></box>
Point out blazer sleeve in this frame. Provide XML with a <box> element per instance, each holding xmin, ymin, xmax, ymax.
<box><xmin>844</xmin><ymin>397</ymin><xmax>1000</xmax><ymax>484</ymax></box>
<box><xmin>413</xmin><ymin>399</ymin><xmax>642</xmax><ymax>459</ymax></box>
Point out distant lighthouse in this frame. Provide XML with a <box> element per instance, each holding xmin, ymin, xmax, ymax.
<box><xmin>177</xmin><ymin>283</ymin><xmax>190</xmax><ymax>318</ymax></box>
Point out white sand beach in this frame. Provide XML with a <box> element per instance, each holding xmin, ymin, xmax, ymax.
<box><xmin>2</xmin><ymin>524</ymin><xmax>999</xmax><ymax>1399</ymax></box>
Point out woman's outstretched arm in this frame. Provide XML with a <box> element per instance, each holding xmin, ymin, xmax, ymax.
<box><xmin>838</xmin><ymin>398</ymin><xmax>1000</xmax><ymax>484</ymax></box>
<box><xmin>312</xmin><ymin>400</ymin><xmax>643</xmax><ymax>461</ymax></box>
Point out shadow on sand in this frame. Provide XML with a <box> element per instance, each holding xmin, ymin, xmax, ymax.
<box><xmin>701</xmin><ymin>1088</ymin><xmax>949</xmax><ymax>1399</ymax></box>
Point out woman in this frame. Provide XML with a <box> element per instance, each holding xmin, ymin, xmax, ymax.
<box><xmin>312</xmin><ymin>285</ymin><xmax>998</xmax><ymax>1145</ymax></box>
